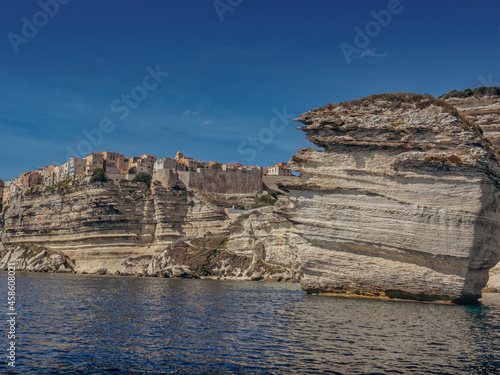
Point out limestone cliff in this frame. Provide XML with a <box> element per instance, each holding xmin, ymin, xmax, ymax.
<box><xmin>0</xmin><ymin>180</ymin><xmax>227</xmax><ymax>274</ymax></box>
<box><xmin>225</xmin><ymin>207</ymin><xmax>301</xmax><ymax>265</ymax></box>
<box><xmin>282</xmin><ymin>93</ymin><xmax>500</xmax><ymax>303</ymax></box>
<box><xmin>0</xmin><ymin>179</ymin><xmax>300</xmax><ymax>280</ymax></box>
<box><xmin>0</xmin><ymin>244</ymin><xmax>74</xmax><ymax>273</ymax></box>
<box><xmin>442</xmin><ymin>87</ymin><xmax>500</xmax><ymax>152</ymax></box>
<box><xmin>4</xmin><ymin>91</ymin><xmax>500</xmax><ymax>302</ymax></box>
<box><xmin>146</xmin><ymin>208</ymin><xmax>301</xmax><ymax>281</ymax></box>
<box><xmin>441</xmin><ymin>88</ymin><xmax>500</xmax><ymax>291</ymax></box>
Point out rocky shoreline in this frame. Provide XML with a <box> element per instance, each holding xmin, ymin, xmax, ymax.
<box><xmin>0</xmin><ymin>242</ymin><xmax>301</xmax><ymax>284</ymax></box>
<box><xmin>0</xmin><ymin>197</ymin><xmax>303</xmax><ymax>284</ymax></box>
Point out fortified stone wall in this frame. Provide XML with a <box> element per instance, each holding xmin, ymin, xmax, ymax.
<box><xmin>178</xmin><ymin>169</ymin><xmax>262</xmax><ymax>194</ymax></box>
<box><xmin>153</xmin><ymin>169</ymin><xmax>178</xmax><ymax>188</ymax></box>
<box><xmin>106</xmin><ymin>173</ymin><xmax>135</xmax><ymax>181</ymax></box>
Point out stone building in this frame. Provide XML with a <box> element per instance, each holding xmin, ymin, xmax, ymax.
<box><xmin>39</xmin><ymin>165</ymin><xmax>57</xmax><ymax>186</ymax></box>
<box><xmin>175</xmin><ymin>151</ymin><xmax>196</xmax><ymax>171</ymax></box>
<box><xmin>58</xmin><ymin>161</ymin><xmax>70</xmax><ymax>181</ymax></box>
<box><xmin>153</xmin><ymin>166</ymin><xmax>263</xmax><ymax>195</ymax></box>
<box><xmin>2</xmin><ymin>182</ymin><xmax>10</xmax><ymax>206</ymax></box>
<box><xmin>224</xmin><ymin>163</ymin><xmax>243</xmax><ymax>170</ymax></box>
<box><xmin>21</xmin><ymin>171</ymin><xmax>42</xmax><ymax>193</ymax></box>
<box><xmin>2</xmin><ymin>178</ymin><xmax>21</xmax><ymax>205</ymax></box>
<box><xmin>130</xmin><ymin>154</ymin><xmax>157</xmax><ymax>174</ymax></box>
<box><xmin>80</xmin><ymin>151</ymin><xmax>157</xmax><ymax>178</ymax></box>
<box><xmin>116</xmin><ymin>156</ymin><xmax>130</xmax><ymax>174</ymax></box>
<box><xmin>174</xmin><ymin>150</ymin><xmax>212</xmax><ymax>171</ymax></box>
<box><xmin>38</xmin><ymin>161</ymin><xmax>80</xmax><ymax>187</ymax></box>
<box><xmin>154</xmin><ymin>151</ymin><xmax>263</xmax><ymax>194</ymax></box>
<box><xmin>141</xmin><ymin>154</ymin><xmax>156</xmax><ymax>168</ymax></box>
<box><xmin>154</xmin><ymin>157</ymin><xmax>185</xmax><ymax>172</ymax></box>
<box><xmin>69</xmin><ymin>157</ymin><xmax>85</xmax><ymax>179</ymax></box>
<box><xmin>85</xmin><ymin>153</ymin><xmax>104</xmax><ymax>175</ymax></box>
<box><xmin>266</xmin><ymin>162</ymin><xmax>292</xmax><ymax>176</ymax></box>
<box><xmin>102</xmin><ymin>152</ymin><xmax>124</xmax><ymax>174</ymax></box>
<box><xmin>53</xmin><ymin>165</ymin><xmax>63</xmax><ymax>182</ymax></box>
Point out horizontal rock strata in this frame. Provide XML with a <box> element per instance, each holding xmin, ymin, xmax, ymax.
<box><xmin>0</xmin><ymin>180</ymin><xmax>301</xmax><ymax>280</ymax></box>
<box><xmin>441</xmin><ymin>89</ymin><xmax>500</xmax><ymax>290</ymax></box>
<box><xmin>0</xmin><ymin>180</ymin><xmax>227</xmax><ymax>274</ymax></box>
<box><xmin>282</xmin><ymin>93</ymin><xmax>500</xmax><ymax>303</ymax></box>
<box><xmin>442</xmin><ymin>88</ymin><xmax>500</xmax><ymax>152</ymax></box>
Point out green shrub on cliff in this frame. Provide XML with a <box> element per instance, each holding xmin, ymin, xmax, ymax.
<box><xmin>254</xmin><ymin>194</ymin><xmax>277</xmax><ymax>208</ymax></box>
<box><xmin>57</xmin><ymin>179</ymin><xmax>71</xmax><ymax>189</ymax></box>
<box><xmin>132</xmin><ymin>172</ymin><xmax>152</xmax><ymax>190</ymax></box>
<box><xmin>90</xmin><ymin>168</ymin><xmax>107</xmax><ymax>183</ymax></box>
<box><xmin>132</xmin><ymin>172</ymin><xmax>152</xmax><ymax>196</ymax></box>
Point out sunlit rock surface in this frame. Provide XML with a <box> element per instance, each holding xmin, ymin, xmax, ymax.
<box><xmin>0</xmin><ymin>180</ymin><xmax>301</xmax><ymax>279</ymax></box>
<box><xmin>442</xmin><ymin>88</ymin><xmax>500</xmax><ymax>291</ymax></box>
<box><xmin>0</xmin><ymin>180</ymin><xmax>227</xmax><ymax>274</ymax></box>
<box><xmin>281</xmin><ymin>93</ymin><xmax>500</xmax><ymax>303</ymax></box>
<box><xmin>443</xmin><ymin>88</ymin><xmax>500</xmax><ymax>152</ymax></box>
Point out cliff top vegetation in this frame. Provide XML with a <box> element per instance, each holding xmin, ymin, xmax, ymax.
<box><xmin>439</xmin><ymin>86</ymin><xmax>500</xmax><ymax>99</ymax></box>
<box><xmin>90</xmin><ymin>168</ymin><xmax>107</xmax><ymax>183</ymax></box>
<box><xmin>312</xmin><ymin>92</ymin><xmax>483</xmax><ymax>134</ymax></box>
<box><xmin>317</xmin><ymin>92</ymin><xmax>455</xmax><ymax>111</ymax></box>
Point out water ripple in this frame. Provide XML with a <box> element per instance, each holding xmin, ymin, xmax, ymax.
<box><xmin>0</xmin><ymin>272</ymin><xmax>499</xmax><ymax>374</ymax></box>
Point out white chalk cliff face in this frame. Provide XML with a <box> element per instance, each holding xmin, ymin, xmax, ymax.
<box><xmin>0</xmin><ymin>180</ymin><xmax>301</xmax><ymax>279</ymax></box>
<box><xmin>442</xmin><ymin>90</ymin><xmax>500</xmax><ymax>291</ymax></box>
<box><xmin>0</xmin><ymin>180</ymin><xmax>228</xmax><ymax>274</ymax></box>
<box><xmin>146</xmin><ymin>207</ymin><xmax>302</xmax><ymax>281</ymax></box>
<box><xmin>443</xmin><ymin>91</ymin><xmax>500</xmax><ymax>152</ymax></box>
<box><xmin>225</xmin><ymin>206</ymin><xmax>303</xmax><ymax>268</ymax></box>
<box><xmin>281</xmin><ymin>94</ymin><xmax>500</xmax><ymax>303</ymax></box>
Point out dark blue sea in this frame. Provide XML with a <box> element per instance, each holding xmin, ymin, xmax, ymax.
<box><xmin>1</xmin><ymin>272</ymin><xmax>499</xmax><ymax>374</ymax></box>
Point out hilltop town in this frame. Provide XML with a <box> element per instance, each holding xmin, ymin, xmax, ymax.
<box><xmin>0</xmin><ymin>150</ymin><xmax>294</xmax><ymax>205</ymax></box>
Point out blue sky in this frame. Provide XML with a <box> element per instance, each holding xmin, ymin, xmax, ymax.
<box><xmin>1</xmin><ymin>0</ymin><xmax>500</xmax><ymax>181</ymax></box>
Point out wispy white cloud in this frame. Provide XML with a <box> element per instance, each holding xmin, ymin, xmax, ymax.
<box><xmin>353</xmin><ymin>48</ymin><xmax>387</xmax><ymax>60</ymax></box>
<box><xmin>200</xmin><ymin>120</ymin><xmax>213</xmax><ymax>126</ymax></box>
<box><xmin>182</xmin><ymin>109</ymin><xmax>197</xmax><ymax>119</ymax></box>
